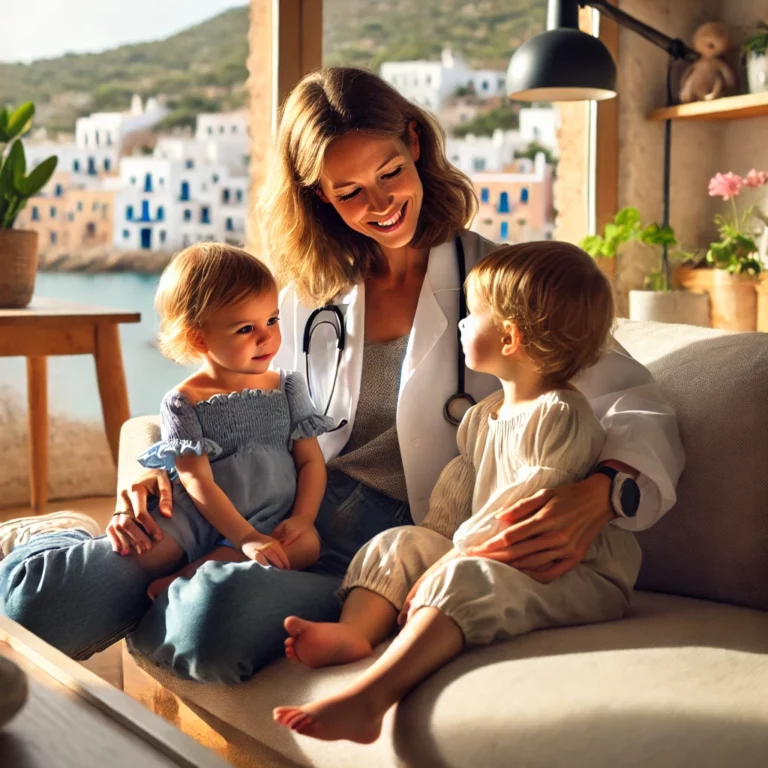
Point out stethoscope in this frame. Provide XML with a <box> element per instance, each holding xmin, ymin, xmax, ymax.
<box><xmin>302</xmin><ymin>235</ymin><xmax>476</xmax><ymax>427</ymax></box>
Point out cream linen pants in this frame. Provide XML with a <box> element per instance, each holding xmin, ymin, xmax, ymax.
<box><xmin>340</xmin><ymin>525</ymin><xmax>642</xmax><ymax>645</ymax></box>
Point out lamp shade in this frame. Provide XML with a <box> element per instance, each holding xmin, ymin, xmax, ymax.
<box><xmin>506</xmin><ymin>28</ymin><xmax>617</xmax><ymax>102</ymax></box>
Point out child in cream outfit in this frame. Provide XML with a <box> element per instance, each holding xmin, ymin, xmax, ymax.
<box><xmin>274</xmin><ymin>242</ymin><xmax>642</xmax><ymax>743</ymax></box>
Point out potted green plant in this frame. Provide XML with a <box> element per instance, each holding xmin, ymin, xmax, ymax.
<box><xmin>0</xmin><ymin>103</ymin><xmax>58</xmax><ymax>308</ymax></box>
<box><xmin>742</xmin><ymin>21</ymin><xmax>768</xmax><ymax>94</ymax></box>
<box><xmin>706</xmin><ymin>170</ymin><xmax>765</xmax><ymax>331</ymax></box>
<box><xmin>580</xmin><ymin>207</ymin><xmax>709</xmax><ymax>326</ymax></box>
<box><xmin>628</xmin><ymin>222</ymin><xmax>709</xmax><ymax>326</ymax></box>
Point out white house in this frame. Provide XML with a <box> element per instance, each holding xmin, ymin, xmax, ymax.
<box><xmin>114</xmin><ymin>114</ymin><xmax>249</xmax><ymax>252</ymax></box>
<box><xmin>519</xmin><ymin>107</ymin><xmax>559</xmax><ymax>149</ymax></box>
<box><xmin>380</xmin><ymin>48</ymin><xmax>506</xmax><ymax>112</ymax></box>
<box><xmin>75</xmin><ymin>95</ymin><xmax>168</xmax><ymax>152</ymax></box>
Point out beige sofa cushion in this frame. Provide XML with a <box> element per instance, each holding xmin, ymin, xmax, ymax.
<box><xmin>130</xmin><ymin>591</ymin><xmax>768</xmax><ymax>768</ymax></box>
<box><xmin>614</xmin><ymin>320</ymin><xmax>768</xmax><ymax>610</ymax></box>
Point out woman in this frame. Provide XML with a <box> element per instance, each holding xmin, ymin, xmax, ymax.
<box><xmin>0</xmin><ymin>68</ymin><xmax>684</xmax><ymax>683</ymax></box>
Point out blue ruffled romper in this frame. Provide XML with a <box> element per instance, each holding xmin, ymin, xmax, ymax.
<box><xmin>138</xmin><ymin>370</ymin><xmax>334</xmax><ymax>563</ymax></box>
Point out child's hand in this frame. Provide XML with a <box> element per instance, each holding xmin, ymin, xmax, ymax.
<box><xmin>272</xmin><ymin>518</ymin><xmax>316</xmax><ymax>548</ymax></box>
<box><xmin>241</xmin><ymin>535</ymin><xmax>290</xmax><ymax>569</ymax></box>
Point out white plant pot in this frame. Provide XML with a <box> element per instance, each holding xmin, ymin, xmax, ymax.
<box><xmin>747</xmin><ymin>52</ymin><xmax>768</xmax><ymax>94</ymax></box>
<box><xmin>628</xmin><ymin>290</ymin><xmax>710</xmax><ymax>327</ymax></box>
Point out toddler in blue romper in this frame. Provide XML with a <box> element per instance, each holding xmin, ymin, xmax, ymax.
<box><xmin>138</xmin><ymin>369</ymin><xmax>333</xmax><ymax>567</ymax></box>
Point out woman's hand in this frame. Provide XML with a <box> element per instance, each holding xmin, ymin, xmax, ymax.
<box><xmin>106</xmin><ymin>469</ymin><xmax>173</xmax><ymax>556</ymax></box>
<box><xmin>241</xmin><ymin>534</ymin><xmax>290</xmax><ymax>569</ymax></box>
<box><xmin>465</xmin><ymin>474</ymin><xmax>614</xmax><ymax>584</ymax></box>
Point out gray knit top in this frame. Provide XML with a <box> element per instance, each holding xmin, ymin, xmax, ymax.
<box><xmin>329</xmin><ymin>335</ymin><xmax>409</xmax><ymax>502</ymax></box>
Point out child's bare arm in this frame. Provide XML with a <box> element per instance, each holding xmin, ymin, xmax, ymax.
<box><xmin>175</xmin><ymin>453</ymin><xmax>289</xmax><ymax>568</ymax></box>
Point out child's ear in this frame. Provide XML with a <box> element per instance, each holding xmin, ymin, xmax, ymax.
<box><xmin>500</xmin><ymin>320</ymin><xmax>521</xmax><ymax>357</ymax></box>
<box><xmin>188</xmin><ymin>329</ymin><xmax>208</xmax><ymax>354</ymax></box>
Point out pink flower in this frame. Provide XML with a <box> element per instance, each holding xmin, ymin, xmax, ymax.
<box><xmin>708</xmin><ymin>172</ymin><xmax>743</xmax><ymax>200</ymax></box>
<box><xmin>744</xmin><ymin>168</ymin><xmax>768</xmax><ymax>188</ymax></box>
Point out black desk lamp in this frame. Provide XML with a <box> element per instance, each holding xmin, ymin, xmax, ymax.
<box><xmin>507</xmin><ymin>0</ymin><xmax>700</xmax><ymax>287</ymax></box>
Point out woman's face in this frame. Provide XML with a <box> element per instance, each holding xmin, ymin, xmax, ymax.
<box><xmin>316</xmin><ymin>124</ymin><xmax>424</xmax><ymax>251</ymax></box>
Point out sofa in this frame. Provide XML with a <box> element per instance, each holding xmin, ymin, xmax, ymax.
<box><xmin>117</xmin><ymin>319</ymin><xmax>768</xmax><ymax>768</ymax></box>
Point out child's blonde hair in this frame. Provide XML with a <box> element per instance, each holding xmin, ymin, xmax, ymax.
<box><xmin>155</xmin><ymin>242</ymin><xmax>276</xmax><ymax>363</ymax></box>
<box><xmin>468</xmin><ymin>241</ymin><xmax>614</xmax><ymax>384</ymax></box>
<box><xmin>258</xmin><ymin>66</ymin><xmax>477</xmax><ymax>307</ymax></box>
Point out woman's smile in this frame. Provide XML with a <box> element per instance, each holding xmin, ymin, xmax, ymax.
<box><xmin>368</xmin><ymin>201</ymin><xmax>407</xmax><ymax>234</ymax></box>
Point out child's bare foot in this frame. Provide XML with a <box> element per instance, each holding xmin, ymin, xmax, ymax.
<box><xmin>283</xmin><ymin>616</ymin><xmax>373</xmax><ymax>669</ymax></box>
<box><xmin>147</xmin><ymin>573</ymin><xmax>179</xmax><ymax>600</ymax></box>
<box><xmin>273</xmin><ymin>690</ymin><xmax>384</xmax><ymax>743</ymax></box>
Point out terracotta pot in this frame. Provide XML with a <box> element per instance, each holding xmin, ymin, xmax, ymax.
<box><xmin>628</xmin><ymin>290</ymin><xmax>710</xmax><ymax>327</ymax></box>
<box><xmin>711</xmin><ymin>270</ymin><xmax>757</xmax><ymax>332</ymax></box>
<box><xmin>0</xmin><ymin>229</ymin><xmax>39</xmax><ymax>308</ymax></box>
<box><xmin>756</xmin><ymin>273</ymin><xmax>768</xmax><ymax>332</ymax></box>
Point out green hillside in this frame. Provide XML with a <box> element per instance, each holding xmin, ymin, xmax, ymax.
<box><xmin>0</xmin><ymin>0</ymin><xmax>546</xmax><ymax>133</ymax></box>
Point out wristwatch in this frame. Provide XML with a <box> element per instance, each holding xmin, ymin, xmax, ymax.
<box><xmin>591</xmin><ymin>466</ymin><xmax>641</xmax><ymax>518</ymax></box>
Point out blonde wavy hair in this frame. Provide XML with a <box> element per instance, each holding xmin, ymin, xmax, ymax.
<box><xmin>155</xmin><ymin>242</ymin><xmax>276</xmax><ymax>364</ymax></box>
<box><xmin>258</xmin><ymin>67</ymin><xmax>478</xmax><ymax>307</ymax></box>
<box><xmin>468</xmin><ymin>242</ymin><xmax>614</xmax><ymax>384</ymax></box>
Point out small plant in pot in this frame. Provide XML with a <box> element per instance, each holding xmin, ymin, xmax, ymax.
<box><xmin>742</xmin><ymin>20</ymin><xmax>768</xmax><ymax>94</ymax></box>
<box><xmin>628</xmin><ymin>221</ymin><xmax>710</xmax><ymax>327</ymax></box>
<box><xmin>0</xmin><ymin>103</ymin><xmax>58</xmax><ymax>308</ymax></box>
<box><xmin>706</xmin><ymin>170</ymin><xmax>765</xmax><ymax>331</ymax></box>
<box><xmin>579</xmin><ymin>207</ymin><xmax>643</xmax><ymax>281</ymax></box>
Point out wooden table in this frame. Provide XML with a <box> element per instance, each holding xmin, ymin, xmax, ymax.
<box><xmin>0</xmin><ymin>617</ymin><xmax>230</xmax><ymax>768</ymax></box>
<box><xmin>0</xmin><ymin>298</ymin><xmax>140</xmax><ymax>511</ymax></box>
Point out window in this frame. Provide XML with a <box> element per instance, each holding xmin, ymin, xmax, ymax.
<box><xmin>481</xmin><ymin>79</ymin><xmax>489</xmax><ymax>91</ymax></box>
<box><xmin>480</xmin><ymin>187</ymin><xmax>490</xmax><ymax>204</ymax></box>
<box><xmin>87</xmin><ymin>157</ymin><xmax>96</xmax><ymax>175</ymax></box>
<box><xmin>157</xmin><ymin>206</ymin><xmax>165</xmax><ymax>221</ymax></box>
<box><xmin>106</xmin><ymin>133</ymin><xmax>113</xmax><ymax>146</ymax></box>
<box><xmin>92</xmin><ymin>202</ymin><xmax>99</xmax><ymax>212</ymax></box>
<box><xmin>212</xmin><ymin>174</ymin><xmax>219</xmax><ymax>184</ymax></box>
<box><xmin>50</xmin><ymin>206</ymin><xmax>56</xmax><ymax>218</ymax></box>
<box><xmin>104</xmin><ymin>158</ymin><xmax>111</xmax><ymax>171</ymax></box>
<box><xmin>201</xmin><ymin>206</ymin><xmax>211</xmax><ymax>224</ymax></box>
<box><xmin>123</xmin><ymin>229</ymin><xmax>129</xmax><ymax>239</ymax></box>
<box><xmin>520</xmin><ymin>187</ymin><xmax>529</xmax><ymax>204</ymax></box>
<box><xmin>235</xmin><ymin>189</ymin><xmax>243</xmax><ymax>203</ymax></box>
<box><xmin>159</xmin><ymin>177</ymin><xmax>165</xmax><ymax>185</ymax></box>
<box><xmin>222</xmin><ymin>189</ymin><xmax>231</xmax><ymax>204</ymax></box>
<box><xmin>183</xmin><ymin>209</ymin><xmax>192</xmax><ymax>222</ymax></box>
<box><xmin>77</xmin><ymin>202</ymin><xmax>83</xmax><ymax>212</ymax></box>
<box><xmin>86</xmin><ymin>222</ymin><xmax>96</xmax><ymax>237</ymax></box>
<box><xmin>144</xmin><ymin>173</ymin><xmax>153</xmax><ymax>193</ymax></box>
<box><xmin>498</xmin><ymin>192</ymin><xmax>510</xmax><ymax>214</ymax></box>
<box><xmin>50</xmin><ymin>231</ymin><xmax>57</xmax><ymax>244</ymax></box>
<box><xmin>185</xmin><ymin>159</ymin><xmax>194</xmax><ymax>169</ymax></box>
<box><xmin>219</xmin><ymin>126</ymin><xmax>225</xmax><ymax>134</ymax></box>
<box><xmin>55</xmin><ymin>184</ymin><xmax>63</xmax><ymax>197</ymax></box>
<box><xmin>31</xmin><ymin>206</ymin><xmax>39</xmax><ymax>221</ymax></box>
<box><xmin>231</xmin><ymin>125</ymin><xmax>237</xmax><ymax>133</ymax></box>
<box><xmin>226</xmin><ymin>217</ymin><xmax>234</xmax><ymax>232</ymax></box>
<box><xmin>126</xmin><ymin>205</ymin><xmax>134</xmax><ymax>220</ymax></box>
<box><xmin>180</xmin><ymin>181</ymin><xmax>190</xmax><ymax>201</ymax></box>
<box><xmin>73</xmin><ymin>160</ymin><xmax>80</xmax><ymax>172</ymax></box>
<box><xmin>472</xmin><ymin>157</ymin><xmax>486</xmax><ymax>172</ymax></box>
<box><xmin>129</xmin><ymin>177</ymin><xmax>136</xmax><ymax>185</ymax></box>
<box><xmin>500</xmin><ymin>221</ymin><xmax>509</xmax><ymax>240</ymax></box>
<box><xmin>208</xmin><ymin>126</ymin><xmax>213</xmax><ymax>136</ymax></box>
<box><xmin>159</xmin><ymin>230</ymin><xmax>167</xmax><ymax>244</ymax></box>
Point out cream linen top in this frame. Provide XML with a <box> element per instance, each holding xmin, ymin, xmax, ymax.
<box><xmin>421</xmin><ymin>388</ymin><xmax>606</xmax><ymax>550</ymax></box>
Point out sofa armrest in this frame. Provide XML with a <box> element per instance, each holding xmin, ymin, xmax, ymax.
<box><xmin>117</xmin><ymin>416</ymin><xmax>161</xmax><ymax>493</ymax></box>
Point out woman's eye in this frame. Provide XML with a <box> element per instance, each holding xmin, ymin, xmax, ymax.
<box><xmin>338</xmin><ymin>188</ymin><xmax>360</xmax><ymax>202</ymax></box>
<box><xmin>267</xmin><ymin>316</ymin><xmax>280</xmax><ymax>326</ymax></box>
<box><xmin>382</xmin><ymin>167</ymin><xmax>403</xmax><ymax>180</ymax></box>
<box><xmin>236</xmin><ymin>325</ymin><xmax>253</xmax><ymax>334</ymax></box>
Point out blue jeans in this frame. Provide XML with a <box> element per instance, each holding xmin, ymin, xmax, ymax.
<box><xmin>0</xmin><ymin>471</ymin><xmax>411</xmax><ymax>683</ymax></box>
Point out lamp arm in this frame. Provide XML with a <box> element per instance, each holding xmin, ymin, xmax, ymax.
<box><xmin>581</xmin><ymin>0</ymin><xmax>699</xmax><ymax>61</ymax></box>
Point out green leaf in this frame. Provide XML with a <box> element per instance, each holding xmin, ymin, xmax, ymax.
<box><xmin>0</xmin><ymin>108</ymin><xmax>8</xmax><ymax>141</ymax></box>
<box><xmin>5</xmin><ymin>103</ymin><xmax>35</xmax><ymax>142</ymax></box>
<box><xmin>614</xmin><ymin>207</ymin><xmax>641</xmax><ymax>230</ymax></box>
<box><xmin>579</xmin><ymin>234</ymin><xmax>603</xmax><ymax>257</ymax></box>
<box><xmin>17</xmin><ymin>155</ymin><xmax>58</xmax><ymax>197</ymax></box>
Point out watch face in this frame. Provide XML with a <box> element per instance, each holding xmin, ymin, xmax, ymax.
<box><xmin>618</xmin><ymin>478</ymin><xmax>641</xmax><ymax>517</ymax></box>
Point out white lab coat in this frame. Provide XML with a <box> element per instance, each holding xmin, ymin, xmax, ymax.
<box><xmin>273</xmin><ymin>230</ymin><xmax>685</xmax><ymax>530</ymax></box>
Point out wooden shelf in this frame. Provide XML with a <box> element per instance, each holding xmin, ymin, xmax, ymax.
<box><xmin>647</xmin><ymin>91</ymin><xmax>768</xmax><ymax>122</ymax></box>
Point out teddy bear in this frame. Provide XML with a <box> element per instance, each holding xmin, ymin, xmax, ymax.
<box><xmin>679</xmin><ymin>22</ymin><xmax>736</xmax><ymax>102</ymax></box>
